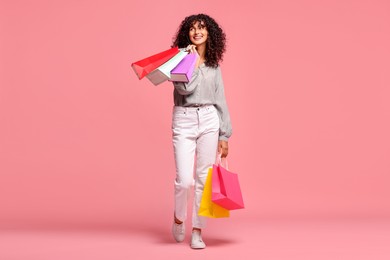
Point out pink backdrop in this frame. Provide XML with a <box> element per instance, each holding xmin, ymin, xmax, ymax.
<box><xmin>1</xmin><ymin>0</ymin><xmax>390</xmax><ymax>228</ymax></box>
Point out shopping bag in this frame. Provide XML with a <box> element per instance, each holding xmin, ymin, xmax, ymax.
<box><xmin>146</xmin><ymin>49</ymin><xmax>188</xmax><ymax>86</ymax></box>
<box><xmin>198</xmin><ymin>167</ymin><xmax>230</xmax><ymax>218</ymax></box>
<box><xmin>131</xmin><ymin>47</ymin><xmax>179</xmax><ymax>79</ymax></box>
<box><xmin>211</xmin><ymin>159</ymin><xmax>245</xmax><ymax>210</ymax></box>
<box><xmin>170</xmin><ymin>53</ymin><xmax>197</xmax><ymax>82</ymax></box>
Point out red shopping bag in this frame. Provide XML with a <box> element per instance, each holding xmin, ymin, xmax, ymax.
<box><xmin>146</xmin><ymin>49</ymin><xmax>188</xmax><ymax>85</ymax></box>
<box><xmin>211</xmin><ymin>158</ymin><xmax>244</xmax><ymax>210</ymax></box>
<box><xmin>131</xmin><ymin>47</ymin><xmax>179</xmax><ymax>79</ymax></box>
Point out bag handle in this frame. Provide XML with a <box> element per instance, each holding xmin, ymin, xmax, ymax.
<box><xmin>216</xmin><ymin>153</ymin><xmax>229</xmax><ymax>169</ymax></box>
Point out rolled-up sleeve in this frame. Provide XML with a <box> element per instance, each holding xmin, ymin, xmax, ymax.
<box><xmin>173</xmin><ymin>68</ymin><xmax>203</xmax><ymax>95</ymax></box>
<box><xmin>214</xmin><ymin>67</ymin><xmax>232</xmax><ymax>141</ymax></box>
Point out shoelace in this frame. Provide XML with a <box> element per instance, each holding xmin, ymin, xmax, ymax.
<box><xmin>175</xmin><ymin>224</ymin><xmax>184</xmax><ymax>234</ymax></box>
<box><xmin>193</xmin><ymin>232</ymin><xmax>203</xmax><ymax>242</ymax></box>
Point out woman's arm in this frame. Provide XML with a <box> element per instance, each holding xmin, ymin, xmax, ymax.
<box><xmin>214</xmin><ymin>66</ymin><xmax>233</xmax><ymax>157</ymax></box>
<box><xmin>172</xmin><ymin>68</ymin><xmax>203</xmax><ymax>95</ymax></box>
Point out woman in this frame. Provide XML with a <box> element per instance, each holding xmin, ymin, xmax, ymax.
<box><xmin>170</xmin><ymin>13</ymin><xmax>232</xmax><ymax>249</ymax></box>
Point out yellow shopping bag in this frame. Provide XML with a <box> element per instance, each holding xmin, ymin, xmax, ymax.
<box><xmin>198</xmin><ymin>167</ymin><xmax>230</xmax><ymax>218</ymax></box>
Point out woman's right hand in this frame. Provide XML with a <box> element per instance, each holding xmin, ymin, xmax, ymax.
<box><xmin>186</xmin><ymin>44</ymin><xmax>201</xmax><ymax>68</ymax></box>
<box><xmin>186</xmin><ymin>44</ymin><xmax>198</xmax><ymax>55</ymax></box>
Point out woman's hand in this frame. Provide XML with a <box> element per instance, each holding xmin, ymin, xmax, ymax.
<box><xmin>186</xmin><ymin>44</ymin><xmax>201</xmax><ymax>68</ymax></box>
<box><xmin>218</xmin><ymin>140</ymin><xmax>229</xmax><ymax>158</ymax></box>
<box><xmin>186</xmin><ymin>44</ymin><xmax>198</xmax><ymax>55</ymax></box>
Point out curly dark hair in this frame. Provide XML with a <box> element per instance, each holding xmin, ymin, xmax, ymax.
<box><xmin>171</xmin><ymin>14</ymin><xmax>226</xmax><ymax>68</ymax></box>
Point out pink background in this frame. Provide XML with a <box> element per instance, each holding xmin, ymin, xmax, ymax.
<box><xmin>1</xmin><ymin>0</ymin><xmax>390</xmax><ymax>231</ymax></box>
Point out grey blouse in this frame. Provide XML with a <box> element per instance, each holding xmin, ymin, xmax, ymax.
<box><xmin>172</xmin><ymin>63</ymin><xmax>232</xmax><ymax>141</ymax></box>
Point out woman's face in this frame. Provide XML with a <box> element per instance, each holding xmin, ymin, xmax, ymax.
<box><xmin>189</xmin><ymin>21</ymin><xmax>208</xmax><ymax>46</ymax></box>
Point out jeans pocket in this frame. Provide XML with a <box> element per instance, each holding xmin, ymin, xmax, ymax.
<box><xmin>172</xmin><ymin>111</ymin><xmax>191</xmax><ymax>130</ymax></box>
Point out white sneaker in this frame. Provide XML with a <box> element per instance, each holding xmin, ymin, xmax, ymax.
<box><xmin>172</xmin><ymin>222</ymin><xmax>185</xmax><ymax>242</ymax></box>
<box><xmin>190</xmin><ymin>230</ymin><xmax>206</xmax><ymax>249</ymax></box>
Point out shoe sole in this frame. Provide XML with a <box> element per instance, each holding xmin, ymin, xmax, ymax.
<box><xmin>190</xmin><ymin>244</ymin><xmax>206</xmax><ymax>249</ymax></box>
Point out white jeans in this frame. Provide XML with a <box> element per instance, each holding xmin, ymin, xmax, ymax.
<box><xmin>172</xmin><ymin>105</ymin><xmax>219</xmax><ymax>229</ymax></box>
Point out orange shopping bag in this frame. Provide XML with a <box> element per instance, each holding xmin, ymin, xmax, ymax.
<box><xmin>198</xmin><ymin>167</ymin><xmax>230</xmax><ymax>218</ymax></box>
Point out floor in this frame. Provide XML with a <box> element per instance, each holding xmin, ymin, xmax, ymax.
<box><xmin>1</xmin><ymin>218</ymin><xmax>389</xmax><ymax>260</ymax></box>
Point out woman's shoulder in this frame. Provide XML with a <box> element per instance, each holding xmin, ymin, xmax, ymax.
<box><xmin>204</xmin><ymin>64</ymin><xmax>221</xmax><ymax>71</ymax></box>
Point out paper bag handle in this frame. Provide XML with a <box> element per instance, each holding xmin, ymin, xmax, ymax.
<box><xmin>216</xmin><ymin>153</ymin><xmax>229</xmax><ymax>169</ymax></box>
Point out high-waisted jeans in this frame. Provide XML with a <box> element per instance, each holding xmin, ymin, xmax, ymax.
<box><xmin>172</xmin><ymin>105</ymin><xmax>219</xmax><ymax>229</ymax></box>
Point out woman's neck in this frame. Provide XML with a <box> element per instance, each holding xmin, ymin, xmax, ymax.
<box><xmin>196</xmin><ymin>44</ymin><xmax>206</xmax><ymax>60</ymax></box>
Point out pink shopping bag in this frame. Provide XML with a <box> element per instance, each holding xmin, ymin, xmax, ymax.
<box><xmin>211</xmin><ymin>158</ymin><xmax>244</xmax><ymax>210</ymax></box>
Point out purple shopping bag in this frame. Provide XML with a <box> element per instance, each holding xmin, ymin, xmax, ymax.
<box><xmin>169</xmin><ymin>53</ymin><xmax>197</xmax><ymax>82</ymax></box>
<box><xmin>211</xmin><ymin>160</ymin><xmax>244</xmax><ymax>210</ymax></box>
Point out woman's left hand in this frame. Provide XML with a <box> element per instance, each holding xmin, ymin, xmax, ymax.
<box><xmin>218</xmin><ymin>140</ymin><xmax>229</xmax><ymax>158</ymax></box>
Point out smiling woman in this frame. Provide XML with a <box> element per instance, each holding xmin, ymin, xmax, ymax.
<box><xmin>169</xmin><ymin>14</ymin><xmax>232</xmax><ymax>250</ymax></box>
<box><xmin>189</xmin><ymin>21</ymin><xmax>208</xmax><ymax>44</ymax></box>
<box><xmin>172</xmin><ymin>14</ymin><xmax>226</xmax><ymax>68</ymax></box>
